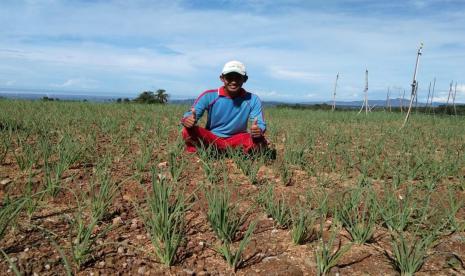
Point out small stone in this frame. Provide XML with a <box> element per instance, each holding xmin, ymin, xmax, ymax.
<box><xmin>198</xmin><ymin>241</ymin><xmax>205</xmax><ymax>249</ymax></box>
<box><xmin>158</xmin><ymin>161</ymin><xmax>168</xmax><ymax>168</ymax></box>
<box><xmin>33</xmin><ymin>273</ymin><xmax>39</xmax><ymax>276</ymax></box>
<box><xmin>10</xmin><ymin>257</ymin><xmax>17</xmax><ymax>263</ymax></box>
<box><xmin>19</xmin><ymin>252</ymin><xmax>28</xmax><ymax>260</ymax></box>
<box><xmin>99</xmin><ymin>261</ymin><xmax>105</xmax><ymax>268</ymax></box>
<box><xmin>183</xmin><ymin>268</ymin><xmax>195</xmax><ymax>275</ymax></box>
<box><xmin>130</xmin><ymin>219</ymin><xmax>139</xmax><ymax>229</ymax></box>
<box><xmin>106</xmin><ymin>258</ymin><xmax>115</xmax><ymax>267</ymax></box>
<box><xmin>136</xmin><ymin>234</ymin><xmax>145</xmax><ymax>240</ymax></box>
<box><xmin>24</xmin><ymin>247</ymin><xmax>30</xmax><ymax>252</ymax></box>
<box><xmin>45</xmin><ymin>264</ymin><xmax>51</xmax><ymax>270</ymax></box>
<box><xmin>113</xmin><ymin>216</ymin><xmax>123</xmax><ymax>225</ymax></box>
<box><xmin>118</xmin><ymin>246</ymin><xmax>125</xmax><ymax>254</ymax></box>
<box><xmin>1</xmin><ymin>179</ymin><xmax>12</xmax><ymax>185</ymax></box>
<box><xmin>263</xmin><ymin>256</ymin><xmax>279</xmax><ymax>262</ymax></box>
<box><xmin>122</xmin><ymin>262</ymin><xmax>128</xmax><ymax>269</ymax></box>
<box><xmin>137</xmin><ymin>266</ymin><xmax>146</xmax><ymax>275</ymax></box>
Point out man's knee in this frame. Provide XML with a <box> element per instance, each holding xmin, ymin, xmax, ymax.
<box><xmin>182</xmin><ymin>126</ymin><xmax>200</xmax><ymax>138</ymax></box>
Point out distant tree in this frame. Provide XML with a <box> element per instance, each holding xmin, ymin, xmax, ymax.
<box><xmin>116</xmin><ymin>98</ymin><xmax>122</xmax><ymax>103</ymax></box>
<box><xmin>134</xmin><ymin>91</ymin><xmax>157</xmax><ymax>104</ymax></box>
<box><xmin>134</xmin><ymin>89</ymin><xmax>168</xmax><ymax>104</ymax></box>
<box><xmin>42</xmin><ymin>96</ymin><xmax>54</xmax><ymax>101</ymax></box>
<box><xmin>123</xmin><ymin>98</ymin><xmax>130</xmax><ymax>103</ymax></box>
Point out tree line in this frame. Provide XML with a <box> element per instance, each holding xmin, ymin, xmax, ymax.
<box><xmin>117</xmin><ymin>89</ymin><xmax>168</xmax><ymax>104</ymax></box>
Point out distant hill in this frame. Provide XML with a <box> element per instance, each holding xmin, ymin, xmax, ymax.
<box><xmin>322</xmin><ymin>98</ymin><xmax>442</xmax><ymax>108</ymax></box>
<box><xmin>169</xmin><ymin>99</ymin><xmax>286</xmax><ymax>107</ymax></box>
<box><xmin>0</xmin><ymin>90</ymin><xmax>453</xmax><ymax>108</ymax></box>
<box><xmin>272</xmin><ymin>98</ymin><xmax>445</xmax><ymax>109</ymax></box>
<box><xmin>0</xmin><ymin>91</ymin><xmax>119</xmax><ymax>102</ymax></box>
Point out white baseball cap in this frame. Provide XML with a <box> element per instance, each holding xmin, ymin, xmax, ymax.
<box><xmin>222</xmin><ymin>60</ymin><xmax>247</xmax><ymax>76</ymax></box>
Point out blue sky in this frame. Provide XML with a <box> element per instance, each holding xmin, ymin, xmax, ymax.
<box><xmin>1</xmin><ymin>0</ymin><xmax>465</xmax><ymax>103</ymax></box>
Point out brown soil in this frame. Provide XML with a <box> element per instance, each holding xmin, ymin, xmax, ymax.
<box><xmin>1</xmin><ymin>134</ymin><xmax>465</xmax><ymax>276</ymax></box>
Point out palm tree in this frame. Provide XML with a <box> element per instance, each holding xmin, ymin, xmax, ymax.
<box><xmin>156</xmin><ymin>89</ymin><xmax>168</xmax><ymax>104</ymax></box>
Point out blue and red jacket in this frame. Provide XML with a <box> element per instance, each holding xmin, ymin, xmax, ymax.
<box><xmin>182</xmin><ymin>86</ymin><xmax>266</xmax><ymax>138</ymax></box>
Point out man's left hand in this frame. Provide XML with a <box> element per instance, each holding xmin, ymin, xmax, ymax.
<box><xmin>250</xmin><ymin>118</ymin><xmax>262</xmax><ymax>138</ymax></box>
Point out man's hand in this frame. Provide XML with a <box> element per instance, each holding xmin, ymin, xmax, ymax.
<box><xmin>250</xmin><ymin>117</ymin><xmax>262</xmax><ymax>138</ymax></box>
<box><xmin>182</xmin><ymin>107</ymin><xmax>196</xmax><ymax>128</ymax></box>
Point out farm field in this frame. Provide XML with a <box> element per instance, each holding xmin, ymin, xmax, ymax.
<box><xmin>1</xmin><ymin>99</ymin><xmax>465</xmax><ymax>275</ymax></box>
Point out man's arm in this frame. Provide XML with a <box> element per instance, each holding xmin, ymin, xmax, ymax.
<box><xmin>181</xmin><ymin>92</ymin><xmax>210</xmax><ymax>127</ymax></box>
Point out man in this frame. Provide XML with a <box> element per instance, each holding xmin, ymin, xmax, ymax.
<box><xmin>181</xmin><ymin>60</ymin><xmax>267</xmax><ymax>153</ymax></box>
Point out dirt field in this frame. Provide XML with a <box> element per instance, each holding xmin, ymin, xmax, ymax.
<box><xmin>1</xmin><ymin>100</ymin><xmax>464</xmax><ymax>275</ymax></box>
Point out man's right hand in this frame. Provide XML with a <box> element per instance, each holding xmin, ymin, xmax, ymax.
<box><xmin>182</xmin><ymin>107</ymin><xmax>196</xmax><ymax>128</ymax></box>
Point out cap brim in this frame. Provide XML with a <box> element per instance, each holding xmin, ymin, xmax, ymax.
<box><xmin>222</xmin><ymin>70</ymin><xmax>246</xmax><ymax>76</ymax></box>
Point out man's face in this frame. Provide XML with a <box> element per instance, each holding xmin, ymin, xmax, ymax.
<box><xmin>220</xmin><ymin>72</ymin><xmax>246</xmax><ymax>95</ymax></box>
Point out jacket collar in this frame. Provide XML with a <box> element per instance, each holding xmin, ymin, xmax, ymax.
<box><xmin>219</xmin><ymin>86</ymin><xmax>246</xmax><ymax>98</ymax></box>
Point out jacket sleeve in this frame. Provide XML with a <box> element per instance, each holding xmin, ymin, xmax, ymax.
<box><xmin>249</xmin><ymin>95</ymin><xmax>266</xmax><ymax>133</ymax></box>
<box><xmin>181</xmin><ymin>92</ymin><xmax>210</xmax><ymax>123</ymax></box>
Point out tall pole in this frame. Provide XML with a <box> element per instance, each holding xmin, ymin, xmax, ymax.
<box><xmin>385</xmin><ymin>87</ymin><xmax>391</xmax><ymax>112</ymax></box>
<box><xmin>365</xmin><ymin>69</ymin><xmax>369</xmax><ymax>114</ymax></box>
<box><xmin>453</xmin><ymin>82</ymin><xmax>458</xmax><ymax>116</ymax></box>
<box><xmin>402</xmin><ymin>43</ymin><xmax>423</xmax><ymax>128</ymax></box>
<box><xmin>425</xmin><ymin>81</ymin><xmax>431</xmax><ymax>113</ymax></box>
<box><xmin>332</xmin><ymin>73</ymin><xmax>339</xmax><ymax>112</ymax></box>
<box><xmin>430</xmin><ymin>78</ymin><xmax>436</xmax><ymax>114</ymax></box>
<box><xmin>445</xmin><ymin>81</ymin><xmax>453</xmax><ymax>114</ymax></box>
<box><xmin>400</xmin><ymin>89</ymin><xmax>405</xmax><ymax>113</ymax></box>
<box><xmin>358</xmin><ymin>69</ymin><xmax>369</xmax><ymax>115</ymax></box>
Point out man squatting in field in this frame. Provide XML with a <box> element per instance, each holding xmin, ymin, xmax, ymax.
<box><xmin>180</xmin><ymin>60</ymin><xmax>268</xmax><ymax>153</ymax></box>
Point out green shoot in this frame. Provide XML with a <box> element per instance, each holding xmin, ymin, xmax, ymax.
<box><xmin>291</xmin><ymin>206</ymin><xmax>317</xmax><ymax>245</ymax></box>
<box><xmin>315</xmin><ymin>222</ymin><xmax>352</xmax><ymax>276</ymax></box>
<box><xmin>139</xmin><ymin>171</ymin><xmax>189</xmax><ymax>266</ymax></box>
<box><xmin>258</xmin><ymin>185</ymin><xmax>291</xmax><ymax>228</ymax></box>
<box><xmin>217</xmin><ymin>221</ymin><xmax>257</xmax><ymax>272</ymax></box>
<box><xmin>335</xmin><ymin>187</ymin><xmax>378</xmax><ymax>244</ymax></box>
<box><xmin>206</xmin><ymin>185</ymin><xmax>247</xmax><ymax>243</ymax></box>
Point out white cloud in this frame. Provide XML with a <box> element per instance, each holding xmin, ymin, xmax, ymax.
<box><xmin>269</xmin><ymin>66</ymin><xmax>327</xmax><ymax>83</ymax></box>
<box><xmin>456</xmin><ymin>84</ymin><xmax>465</xmax><ymax>93</ymax></box>
<box><xmin>51</xmin><ymin>78</ymin><xmax>100</xmax><ymax>89</ymax></box>
<box><xmin>432</xmin><ymin>96</ymin><xmax>448</xmax><ymax>103</ymax></box>
<box><xmin>304</xmin><ymin>93</ymin><xmax>317</xmax><ymax>98</ymax></box>
<box><xmin>254</xmin><ymin>90</ymin><xmax>295</xmax><ymax>101</ymax></box>
<box><xmin>0</xmin><ymin>1</ymin><xmax>464</xmax><ymax>101</ymax></box>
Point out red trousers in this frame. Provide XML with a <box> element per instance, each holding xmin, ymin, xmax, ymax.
<box><xmin>182</xmin><ymin>126</ymin><xmax>267</xmax><ymax>153</ymax></box>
